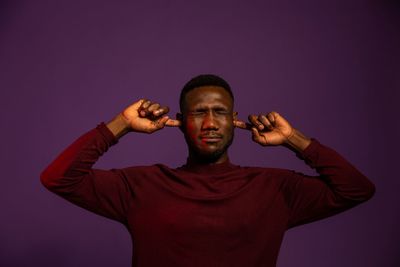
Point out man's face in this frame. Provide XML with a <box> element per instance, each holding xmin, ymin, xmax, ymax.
<box><xmin>180</xmin><ymin>86</ymin><xmax>235</xmax><ymax>163</ymax></box>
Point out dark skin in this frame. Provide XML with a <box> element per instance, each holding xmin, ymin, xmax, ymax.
<box><xmin>177</xmin><ymin>86</ymin><xmax>236</xmax><ymax>164</ymax></box>
<box><xmin>106</xmin><ymin>86</ymin><xmax>311</xmax><ymax>164</ymax></box>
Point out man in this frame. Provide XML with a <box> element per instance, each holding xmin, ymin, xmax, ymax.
<box><xmin>41</xmin><ymin>74</ymin><xmax>375</xmax><ymax>267</ymax></box>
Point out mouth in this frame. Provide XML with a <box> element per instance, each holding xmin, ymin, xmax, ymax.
<box><xmin>200</xmin><ymin>134</ymin><xmax>223</xmax><ymax>143</ymax></box>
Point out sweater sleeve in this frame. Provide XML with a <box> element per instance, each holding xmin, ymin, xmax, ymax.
<box><xmin>285</xmin><ymin>139</ymin><xmax>375</xmax><ymax>228</ymax></box>
<box><xmin>40</xmin><ymin>123</ymin><xmax>133</xmax><ymax>224</ymax></box>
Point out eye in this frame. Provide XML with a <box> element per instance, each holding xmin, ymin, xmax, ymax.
<box><xmin>215</xmin><ymin>109</ymin><xmax>229</xmax><ymax>115</ymax></box>
<box><xmin>189</xmin><ymin>111</ymin><xmax>205</xmax><ymax>116</ymax></box>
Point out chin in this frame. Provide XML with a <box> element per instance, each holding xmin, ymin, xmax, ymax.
<box><xmin>194</xmin><ymin>148</ymin><xmax>226</xmax><ymax>162</ymax></box>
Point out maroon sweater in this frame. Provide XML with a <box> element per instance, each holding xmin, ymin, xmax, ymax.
<box><xmin>41</xmin><ymin>123</ymin><xmax>375</xmax><ymax>267</ymax></box>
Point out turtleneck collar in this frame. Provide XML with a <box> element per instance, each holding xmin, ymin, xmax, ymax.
<box><xmin>179</xmin><ymin>158</ymin><xmax>239</xmax><ymax>175</ymax></box>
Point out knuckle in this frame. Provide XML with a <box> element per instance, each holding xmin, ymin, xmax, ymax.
<box><xmin>148</xmin><ymin>105</ymin><xmax>157</xmax><ymax>111</ymax></box>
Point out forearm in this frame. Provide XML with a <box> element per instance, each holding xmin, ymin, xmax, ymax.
<box><xmin>40</xmin><ymin>124</ymin><xmax>132</xmax><ymax>222</ymax></box>
<box><xmin>282</xmin><ymin>128</ymin><xmax>374</xmax><ymax>201</ymax></box>
<box><xmin>284</xmin><ymin>128</ymin><xmax>312</xmax><ymax>153</ymax></box>
<box><xmin>302</xmin><ymin>140</ymin><xmax>375</xmax><ymax>201</ymax></box>
<box><xmin>286</xmin><ymin>139</ymin><xmax>375</xmax><ymax>227</ymax></box>
<box><xmin>40</xmin><ymin>123</ymin><xmax>117</xmax><ymax>190</ymax></box>
<box><xmin>106</xmin><ymin>113</ymin><xmax>132</xmax><ymax>139</ymax></box>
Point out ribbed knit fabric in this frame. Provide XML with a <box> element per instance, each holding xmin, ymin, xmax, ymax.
<box><xmin>41</xmin><ymin>123</ymin><xmax>375</xmax><ymax>267</ymax></box>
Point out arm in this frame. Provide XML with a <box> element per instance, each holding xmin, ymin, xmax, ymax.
<box><xmin>40</xmin><ymin>99</ymin><xmax>180</xmax><ymax>223</ymax></box>
<box><xmin>284</xmin><ymin>138</ymin><xmax>375</xmax><ymax>227</ymax></box>
<box><xmin>234</xmin><ymin>112</ymin><xmax>375</xmax><ymax>227</ymax></box>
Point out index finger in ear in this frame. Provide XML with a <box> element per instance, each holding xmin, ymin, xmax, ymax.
<box><xmin>165</xmin><ymin>119</ymin><xmax>182</xmax><ymax>127</ymax></box>
<box><xmin>234</xmin><ymin>120</ymin><xmax>252</xmax><ymax>130</ymax></box>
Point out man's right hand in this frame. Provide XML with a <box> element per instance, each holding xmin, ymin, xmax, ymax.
<box><xmin>107</xmin><ymin>99</ymin><xmax>181</xmax><ymax>139</ymax></box>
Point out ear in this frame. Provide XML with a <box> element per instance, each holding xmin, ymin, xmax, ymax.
<box><xmin>176</xmin><ymin>112</ymin><xmax>183</xmax><ymax>132</ymax></box>
<box><xmin>233</xmin><ymin>111</ymin><xmax>238</xmax><ymax>121</ymax></box>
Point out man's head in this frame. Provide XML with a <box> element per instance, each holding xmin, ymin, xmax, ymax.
<box><xmin>179</xmin><ymin>74</ymin><xmax>234</xmax><ymax>113</ymax></box>
<box><xmin>178</xmin><ymin>74</ymin><xmax>236</xmax><ymax>163</ymax></box>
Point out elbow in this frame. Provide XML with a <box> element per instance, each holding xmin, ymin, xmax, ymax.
<box><xmin>350</xmin><ymin>176</ymin><xmax>376</xmax><ymax>203</ymax></box>
<box><xmin>40</xmin><ymin>166</ymin><xmax>62</xmax><ymax>191</ymax></box>
<box><xmin>337</xmin><ymin>176</ymin><xmax>376</xmax><ymax>204</ymax></box>
<box><xmin>40</xmin><ymin>164</ymin><xmax>83</xmax><ymax>193</ymax></box>
<box><xmin>362</xmin><ymin>179</ymin><xmax>376</xmax><ymax>201</ymax></box>
<box><xmin>40</xmin><ymin>169</ymin><xmax>54</xmax><ymax>190</ymax></box>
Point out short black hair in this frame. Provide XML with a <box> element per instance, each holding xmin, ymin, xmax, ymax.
<box><xmin>179</xmin><ymin>74</ymin><xmax>234</xmax><ymax>112</ymax></box>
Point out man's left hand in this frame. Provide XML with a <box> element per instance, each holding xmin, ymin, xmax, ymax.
<box><xmin>234</xmin><ymin>112</ymin><xmax>294</xmax><ymax>146</ymax></box>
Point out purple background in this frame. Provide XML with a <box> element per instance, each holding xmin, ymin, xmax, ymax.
<box><xmin>1</xmin><ymin>1</ymin><xmax>399</xmax><ymax>266</ymax></box>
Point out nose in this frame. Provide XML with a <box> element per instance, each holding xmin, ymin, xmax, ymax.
<box><xmin>201</xmin><ymin>111</ymin><xmax>218</xmax><ymax>130</ymax></box>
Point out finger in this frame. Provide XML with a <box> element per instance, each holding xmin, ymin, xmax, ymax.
<box><xmin>126</xmin><ymin>99</ymin><xmax>146</xmax><ymax>115</ymax></box>
<box><xmin>258</xmin><ymin>114</ymin><xmax>273</xmax><ymax>130</ymax></box>
<box><xmin>134</xmin><ymin>99</ymin><xmax>146</xmax><ymax>107</ymax></box>
<box><xmin>251</xmin><ymin>127</ymin><xmax>265</xmax><ymax>145</ymax></box>
<box><xmin>137</xmin><ymin>99</ymin><xmax>147</xmax><ymax>114</ymax></box>
<box><xmin>139</xmin><ymin>100</ymin><xmax>151</xmax><ymax>117</ymax></box>
<box><xmin>154</xmin><ymin>116</ymin><xmax>170</xmax><ymax>129</ymax></box>
<box><xmin>165</xmin><ymin>118</ymin><xmax>181</xmax><ymax>127</ymax></box>
<box><xmin>153</xmin><ymin>106</ymin><xmax>170</xmax><ymax>117</ymax></box>
<box><xmin>234</xmin><ymin>119</ymin><xmax>252</xmax><ymax>130</ymax></box>
<box><xmin>267</xmin><ymin>111</ymin><xmax>278</xmax><ymax>125</ymax></box>
<box><xmin>139</xmin><ymin>99</ymin><xmax>151</xmax><ymax>109</ymax></box>
<box><xmin>248</xmin><ymin>114</ymin><xmax>264</xmax><ymax>130</ymax></box>
<box><xmin>148</xmin><ymin>103</ymin><xmax>161</xmax><ymax>113</ymax></box>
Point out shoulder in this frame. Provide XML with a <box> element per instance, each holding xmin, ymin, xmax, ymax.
<box><xmin>239</xmin><ymin>165</ymin><xmax>294</xmax><ymax>176</ymax></box>
<box><xmin>120</xmin><ymin>164</ymin><xmax>174</xmax><ymax>175</ymax></box>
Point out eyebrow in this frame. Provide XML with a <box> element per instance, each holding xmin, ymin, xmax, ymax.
<box><xmin>191</xmin><ymin>104</ymin><xmax>230</xmax><ymax>110</ymax></box>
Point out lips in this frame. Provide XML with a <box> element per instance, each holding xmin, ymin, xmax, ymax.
<box><xmin>200</xmin><ymin>134</ymin><xmax>223</xmax><ymax>142</ymax></box>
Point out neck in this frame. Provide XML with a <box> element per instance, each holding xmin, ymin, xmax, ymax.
<box><xmin>187</xmin><ymin>151</ymin><xmax>229</xmax><ymax>165</ymax></box>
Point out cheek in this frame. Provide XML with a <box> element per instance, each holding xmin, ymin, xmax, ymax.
<box><xmin>222</xmin><ymin>120</ymin><xmax>234</xmax><ymax>139</ymax></box>
<box><xmin>185</xmin><ymin>120</ymin><xmax>201</xmax><ymax>144</ymax></box>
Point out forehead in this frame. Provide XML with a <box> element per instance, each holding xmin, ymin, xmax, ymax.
<box><xmin>184</xmin><ymin>86</ymin><xmax>233</xmax><ymax>109</ymax></box>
